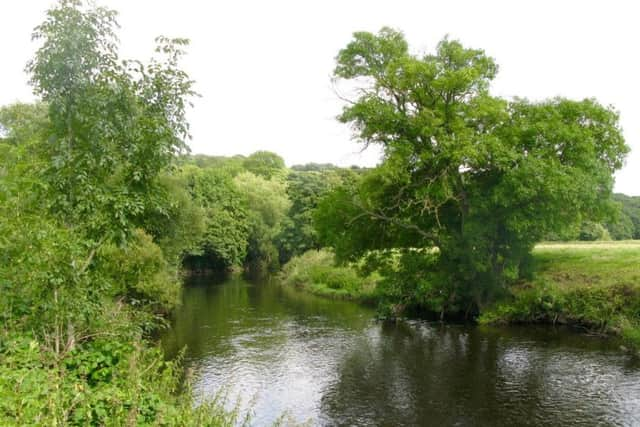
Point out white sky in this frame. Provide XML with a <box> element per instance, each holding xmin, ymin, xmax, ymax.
<box><xmin>1</xmin><ymin>0</ymin><xmax>638</xmax><ymax>195</ymax></box>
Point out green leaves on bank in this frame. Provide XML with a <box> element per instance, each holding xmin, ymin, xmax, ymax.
<box><xmin>0</xmin><ymin>1</ymin><xmax>238</xmax><ymax>424</ymax></box>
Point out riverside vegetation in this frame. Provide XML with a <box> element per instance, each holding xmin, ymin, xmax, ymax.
<box><xmin>0</xmin><ymin>1</ymin><xmax>284</xmax><ymax>424</ymax></box>
<box><xmin>281</xmin><ymin>242</ymin><xmax>640</xmax><ymax>350</ymax></box>
<box><xmin>0</xmin><ymin>3</ymin><xmax>359</xmax><ymax>423</ymax></box>
<box><xmin>1</xmin><ymin>1</ymin><xmax>639</xmax><ymax>424</ymax></box>
<box><xmin>280</xmin><ymin>28</ymin><xmax>639</xmax><ymax>350</ymax></box>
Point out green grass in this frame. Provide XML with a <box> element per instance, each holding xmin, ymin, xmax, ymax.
<box><xmin>533</xmin><ymin>240</ymin><xmax>640</xmax><ymax>290</ymax></box>
<box><xmin>279</xmin><ymin>249</ymin><xmax>379</xmax><ymax>303</ymax></box>
<box><xmin>284</xmin><ymin>242</ymin><xmax>640</xmax><ymax>351</ymax></box>
<box><xmin>481</xmin><ymin>240</ymin><xmax>640</xmax><ymax>351</ymax></box>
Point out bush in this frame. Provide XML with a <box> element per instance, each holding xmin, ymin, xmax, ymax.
<box><xmin>0</xmin><ymin>211</ymin><xmax>101</xmax><ymax>335</ymax></box>
<box><xmin>579</xmin><ymin>222</ymin><xmax>611</xmax><ymax>241</ymax></box>
<box><xmin>97</xmin><ymin>229</ymin><xmax>181</xmax><ymax>315</ymax></box>
<box><xmin>0</xmin><ymin>333</ymin><xmax>243</xmax><ymax>426</ymax></box>
<box><xmin>280</xmin><ymin>249</ymin><xmax>378</xmax><ymax>300</ymax></box>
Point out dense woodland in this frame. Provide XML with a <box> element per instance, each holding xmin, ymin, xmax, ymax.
<box><xmin>1</xmin><ymin>1</ymin><xmax>639</xmax><ymax>425</ymax></box>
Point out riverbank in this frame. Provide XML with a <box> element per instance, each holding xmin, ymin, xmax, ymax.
<box><xmin>279</xmin><ymin>249</ymin><xmax>380</xmax><ymax>303</ymax></box>
<box><xmin>280</xmin><ymin>242</ymin><xmax>640</xmax><ymax>350</ymax></box>
<box><xmin>163</xmin><ymin>275</ymin><xmax>640</xmax><ymax>426</ymax></box>
<box><xmin>480</xmin><ymin>241</ymin><xmax>640</xmax><ymax>350</ymax></box>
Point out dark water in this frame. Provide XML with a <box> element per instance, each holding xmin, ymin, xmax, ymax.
<box><xmin>161</xmin><ymin>275</ymin><xmax>640</xmax><ymax>426</ymax></box>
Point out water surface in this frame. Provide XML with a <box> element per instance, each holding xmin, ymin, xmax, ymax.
<box><xmin>161</xmin><ymin>275</ymin><xmax>640</xmax><ymax>426</ymax></box>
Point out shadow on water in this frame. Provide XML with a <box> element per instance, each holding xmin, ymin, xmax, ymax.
<box><xmin>161</xmin><ymin>275</ymin><xmax>640</xmax><ymax>426</ymax></box>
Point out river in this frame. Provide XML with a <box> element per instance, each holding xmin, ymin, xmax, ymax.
<box><xmin>161</xmin><ymin>275</ymin><xmax>640</xmax><ymax>426</ymax></box>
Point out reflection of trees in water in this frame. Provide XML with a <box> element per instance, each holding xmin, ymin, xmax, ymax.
<box><xmin>320</xmin><ymin>323</ymin><xmax>640</xmax><ymax>426</ymax></box>
<box><xmin>162</xmin><ymin>276</ymin><xmax>379</xmax><ymax>425</ymax></box>
<box><xmin>319</xmin><ymin>323</ymin><xmax>494</xmax><ymax>425</ymax></box>
<box><xmin>162</xmin><ymin>280</ymin><xmax>640</xmax><ymax>426</ymax></box>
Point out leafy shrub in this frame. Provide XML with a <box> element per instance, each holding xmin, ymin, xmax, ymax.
<box><xmin>97</xmin><ymin>229</ymin><xmax>181</xmax><ymax>314</ymax></box>
<box><xmin>0</xmin><ymin>210</ymin><xmax>102</xmax><ymax>335</ymax></box>
<box><xmin>0</xmin><ymin>333</ymin><xmax>243</xmax><ymax>426</ymax></box>
<box><xmin>280</xmin><ymin>249</ymin><xmax>378</xmax><ymax>300</ymax></box>
<box><xmin>579</xmin><ymin>222</ymin><xmax>611</xmax><ymax>241</ymax></box>
<box><xmin>480</xmin><ymin>281</ymin><xmax>640</xmax><ymax>350</ymax></box>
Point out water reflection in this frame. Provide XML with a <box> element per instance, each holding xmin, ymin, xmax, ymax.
<box><xmin>161</xmin><ymin>276</ymin><xmax>640</xmax><ymax>426</ymax></box>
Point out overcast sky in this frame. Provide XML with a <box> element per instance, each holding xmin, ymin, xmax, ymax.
<box><xmin>1</xmin><ymin>0</ymin><xmax>638</xmax><ymax>195</ymax></box>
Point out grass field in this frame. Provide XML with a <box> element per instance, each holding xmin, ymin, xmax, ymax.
<box><xmin>536</xmin><ymin>240</ymin><xmax>640</xmax><ymax>249</ymax></box>
<box><xmin>533</xmin><ymin>240</ymin><xmax>640</xmax><ymax>290</ymax></box>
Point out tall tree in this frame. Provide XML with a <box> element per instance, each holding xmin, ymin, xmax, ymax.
<box><xmin>181</xmin><ymin>166</ymin><xmax>250</xmax><ymax>269</ymax></box>
<box><xmin>234</xmin><ymin>172</ymin><xmax>290</xmax><ymax>272</ymax></box>
<box><xmin>28</xmin><ymin>0</ymin><xmax>195</xmax><ymax>243</ymax></box>
<box><xmin>320</xmin><ymin>28</ymin><xmax>629</xmax><ymax>311</ymax></box>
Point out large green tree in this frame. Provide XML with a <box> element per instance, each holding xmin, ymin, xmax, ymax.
<box><xmin>0</xmin><ymin>2</ymin><xmax>242</xmax><ymax>424</ymax></box>
<box><xmin>612</xmin><ymin>193</ymin><xmax>640</xmax><ymax>239</ymax></box>
<box><xmin>28</xmin><ymin>0</ymin><xmax>195</xmax><ymax>243</ymax></box>
<box><xmin>318</xmin><ymin>28</ymin><xmax>629</xmax><ymax>312</ymax></box>
<box><xmin>1</xmin><ymin>0</ymin><xmax>197</xmax><ymax>350</ymax></box>
<box><xmin>276</xmin><ymin>168</ymin><xmax>360</xmax><ymax>263</ymax></box>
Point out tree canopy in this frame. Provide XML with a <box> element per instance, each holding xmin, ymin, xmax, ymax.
<box><xmin>317</xmin><ymin>28</ymin><xmax>629</xmax><ymax>311</ymax></box>
<box><xmin>27</xmin><ymin>0</ymin><xmax>195</xmax><ymax>243</ymax></box>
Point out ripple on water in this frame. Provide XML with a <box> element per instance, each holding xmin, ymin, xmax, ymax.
<box><xmin>163</xmin><ymin>279</ymin><xmax>640</xmax><ymax>426</ymax></box>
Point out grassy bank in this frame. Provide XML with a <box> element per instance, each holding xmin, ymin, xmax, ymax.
<box><xmin>279</xmin><ymin>249</ymin><xmax>379</xmax><ymax>303</ymax></box>
<box><xmin>282</xmin><ymin>242</ymin><xmax>640</xmax><ymax>350</ymax></box>
<box><xmin>480</xmin><ymin>241</ymin><xmax>640</xmax><ymax>349</ymax></box>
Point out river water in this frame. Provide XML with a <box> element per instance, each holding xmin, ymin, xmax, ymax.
<box><xmin>161</xmin><ymin>275</ymin><xmax>640</xmax><ymax>426</ymax></box>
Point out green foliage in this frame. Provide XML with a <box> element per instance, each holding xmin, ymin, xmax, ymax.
<box><xmin>480</xmin><ymin>282</ymin><xmax>640</xmax><ymax>348</ymax></box>
<box><xmin>0</xmin><ymin>102</ymin><xmax>49</xmax><ymax>146</ymax></box>
<box><xmin>320</xmin><ymin>28</ymin><xmax>629</xmax><ymax>313</ymax></box>
<box><xmin>142</xmin><ymin>172</ymin><xmax>207</xmax><ymax>264</ymax></box>
<box><xmin>97</xmin><ymin>229</ymin><xmax>181</xmax><ymax>315</ymax></box>
<box><xmin>169</xmin><ymin>155</ymin><xmax>364</xmax><ymax>276</ymax></box>
<box><xmin>0</xmin><ymin>209</ymin><xmax>99</xmax><ymax>334</ymax></box>
<box><xmin>369</xmin><ymin>249</ymin><xmax>456</xmax><ymax>317</ymax></box>
<box><xmin>280</xmin><ymin>249</ymin><xmax>378</xmax><ymax>301</ymax></box>
<box><xmin>234</xmin><ymin>172</ymin><xmax>290</xmax><ymax>272</ymax></box>
<box><xmin>315</xmin><ymin>165</ymin><xmax>425</xmax><ymax>263</ymax></box>
<box><xmin>182</xmin><ymin>166</ymin><xmax>250</xmax><ymax>269</ymax></box>
<box><xmin>0</xmin><ymin>334</ymin><xmax>243</xmax><ymax>426</ymax></box>
<box><xmin>604</xmin><ymin>211</ymin><xmax>634</xmax><ymax>240</ymax></box>
<box><xmin>184</xmin><ymin>154</ymin><xmax>247</xmax><ymax>176</ymax></box>
<box><xmin>0</xmin><ymin>1</ymin><xmax>239</xmax><ymax>423</ymax></box>
<box><xmin>545</xmin><ymin>194</ymin><xmax>639</xmax><ymax>241</ymax></box>
<box><xmin>242</xmin><ymin>150</ymin><xmax>286</xmax><ymax>180</ymax></box>
<box><xmin>27</xmin><ymin>0</ymin><xmax>195</xmax><ymax>243</ymax></box>
<box><xmin>290</xmin><ymin>162</ymin><xmax>339</xmax><ymax>172</ymax></box>
<box><xmin>578</xmin><ymin>221</ymin><xmax>611</xmax><ymax>241</ymax></box>
<box><xmin>613</xmin><ymin>193</ymin><xmax>640</xmax><ymax>239</ymax></box>
<box><xmin>4</xmin><ymin>1</ymin><xmax>635</xmax><ymax>420</ymax></box>
<box><xmin>276</xmin><ymin>170</ymin><xmax>348</xmax><ymax>263</ymax></box>
<box><xmin>480</xmin><ymin>242</ymin><xmax>640</xmax><ymax>348</ymax></box>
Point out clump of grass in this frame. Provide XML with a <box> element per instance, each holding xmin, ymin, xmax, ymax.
<box><xmin>280</xmin><ymin>249</ymin><xmax>379</xmax><ymax>302</ymax></box>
